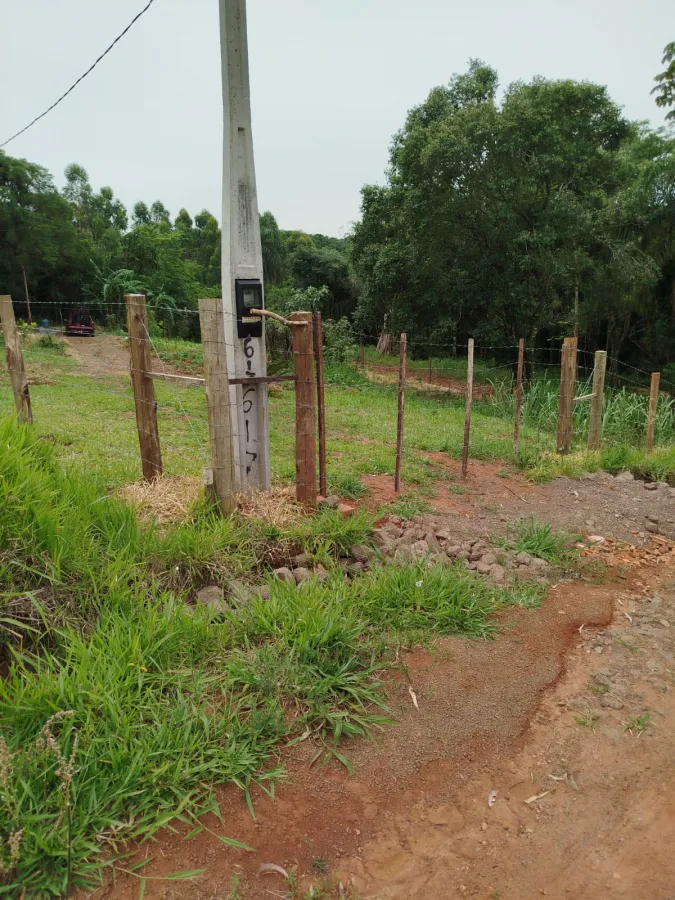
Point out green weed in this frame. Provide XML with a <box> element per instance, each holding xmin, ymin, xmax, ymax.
<box><xmin>624</xmin><ymin>713</ymin><xmax>650</xmax><ymax>736</ymax></box>
<box><xmin>573</xmin><ymin>712</ymin><xmax>599</xmax><ymax>730</ymax></box>
<box><xmin>496</xmin><ymin>517</ymin><xmax>578</xmax><ymax>566</ymax></box>
<box><xmin>383</xmin><ymin>494</ymin><xmax>433</xmax><ymax>520</ymax></box>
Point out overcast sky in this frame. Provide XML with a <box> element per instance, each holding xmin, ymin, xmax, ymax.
<box><xmin>1</xmin><ymin>0</ymin><xmax>671</xmax><ymax>236</ymax></box>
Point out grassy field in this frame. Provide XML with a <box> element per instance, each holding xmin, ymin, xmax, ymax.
<box><xmin>2</xmin><ymin>337</ymin><xmax>672</xmax><ymax>497</ymax></box>
<box><xmin>0</xmin><ymin>336</ymin><xmax>673</xmax><ymax>893</ymax></box>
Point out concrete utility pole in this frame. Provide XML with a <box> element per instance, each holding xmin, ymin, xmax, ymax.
<box><xmin>219</xmin><ymin>0</ymin><xmax>271</xmax><ymax>492</ymax></box>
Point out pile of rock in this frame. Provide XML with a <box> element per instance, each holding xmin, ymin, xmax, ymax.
<box><xmin>373</xmin><ymin>519</ymin><xmax>551</xmax><ymax>584</ymax></box>
<box><xmin>273</xmin><ymin>544</ymin><xmax>374</xmax><ymax>585</ymax></box>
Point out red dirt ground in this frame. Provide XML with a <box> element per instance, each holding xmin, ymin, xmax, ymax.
<box><xmin>90</xmin><ymin>470</ymin><xmax>675</xmax><ymax>900</ymax></box>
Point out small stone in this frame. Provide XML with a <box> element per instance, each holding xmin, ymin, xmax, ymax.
<box><xmin>293</xmin><ymin>566</ymin><xmax>311</xmax><ymax>584</ymax></box>
<box><xmin>292</xmin><ymin>552</ymin><xmax>312</xmax><ymax>568</ymax></box>
<box><xmin>314</xmin><ymin>565</ymin><xmax>329</xmax><ymax>583</ymax></box>
<box><xmin>615</xmin><ymin>471</ymin><xmax>634</xmax><ymax>482</ymax></box>
<box><xmin>346</xmin><ymin>561</ymin><xmax>364</xmax><ymax>575</ymax></box>
<box><xmin>481</xmin><ymin>822</ymin><xmax>488</xmax><ymax>832</ymax></box>
<box><xmin>647</xmin><ymin>514</ymin><xmax>659</xmax><ymax>524</ymax></box>
<box><xmin>465</xmin><ymin>561</ymin><xmax>478</xmax><ymax>571</ymax></box>
<box><xmin>659</xmin><ymin>619</ymin><xmax>670</xmax><ymax>628</ymax></box>
<box><xmin>445</xmin><ymin>544</ymin><xmax>461</xmax><ymax>559</ymax></box>
<box><xmin>480</xmin><ymin>552</ymin><xmax>497</xmax><ymax>566</ymax></box>
<box><xmin>490</xmin><ymin>564</ymin><xmax>506</xmax><ymax>584</ymax></box>
<box><xmin>319</xmin><ymin>494</ymin><xmax>340</xmax><ymax>509</ymax></box>
<box><xmin>530</xmin><ymin>557</ymin><xmax>549</xmax><ymax>573</ymax></box>
<box><xmin>516</xmin><ymin>551</ymin><xmax>532</xmax><ymax>566</ymax></box>
<box><xmin>455</xmin><ymin>549</ymin><xmax>469</xmax><ymax>562</ymax></box>
<box><xmin>339</xmin><ymin>502</ymin><xmax>356</xmax><ymax>516</ymax></box>
<box><xmin>350</xmin><ymin>544</ymin><xmax>372</xmax><ymax>563</ymax></box>
<box><xmin>645</xmin><ymin>522</ymin><xmax>660</xmax><ymax>534</ymax></box>
<box><xmin>587</xmin><ymin>535</ymin><xmax>605</xmax><ymax>544</ymax></box>
<box><xmin>195</xmin><ymin>585</ymin><xmax>227</xmax><ymax>614</ymax></box>
<box><xmin>476</xmin><ymin>561</ymin><xmax>493</xmax><ymax>575</ymax></box>
<box><xmin>594</xmin><ymin>646</ymin><xmax>604</xmax><ymax>654</ymax></box>
<box><xmin>644</xmin><ymin>482</ymin><xmax>658</xmax><ymax>491</ymax></box>
<box><xmin>410</xmin><ymin>540</ymin><xmax>429</xmax><ymax>557</ymax></box>
<box><xmin>435</xmin><ymin>530</ymin><xmax>450</xmax><ymax>541</ymax></box>
<box><xmin>601</xmin><ymin>696</ymin><xmax>624</xmax><ymax>710</ymax></box>
<box><xmin>274</xmin><ymin>566</ymin><xmax>295</xmax><ymax>582</ymax></box>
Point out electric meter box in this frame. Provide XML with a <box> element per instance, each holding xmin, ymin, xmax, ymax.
<box><xmin>235</xmin><ymin>279</ymin><xmax>264</xmax><ymax>338</ymax></box>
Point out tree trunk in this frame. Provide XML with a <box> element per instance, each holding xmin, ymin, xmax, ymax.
<box><xmin>377</xmin><ymin>332</ymin><xmax>394</xmax><ymax>355</ymax></box>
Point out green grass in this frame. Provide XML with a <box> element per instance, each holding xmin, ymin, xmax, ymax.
<box><xmin>0</xmin><ymin>420</ymin><xmax>540</xmax><ymax>894</ymax></box>
<box><xmin>623</xmin><ymin>713</ymin><xmax>650</xmax><ymax>736</ymax></box>
<box><xmin>495</xmin><ymin>517</ymin><xmax>579</xmax><ymax>566</ymax></box>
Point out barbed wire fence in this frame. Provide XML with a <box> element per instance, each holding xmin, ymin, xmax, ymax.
<box><xmin>1</xmin><ymin>295</ymin><xmax>673</xmax><ymax>509</ymax></box>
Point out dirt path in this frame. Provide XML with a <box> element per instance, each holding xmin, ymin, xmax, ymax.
<box><xmin>95</xmin><ymin>470</ymin><xmax>675</xmax><ymax>900</ymax></box>
<box><xmin>63</xmin><ymin>334</ymin><xmax>131</xmax><ymax>377</ymax></box>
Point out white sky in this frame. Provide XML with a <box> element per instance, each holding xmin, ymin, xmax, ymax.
<box><xmin>1</xmin><ymin>0</ymin><xmax>671</xmax><ymax>235</ymax></box>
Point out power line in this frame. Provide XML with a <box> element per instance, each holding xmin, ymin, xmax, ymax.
<box><xmin>0</xmin><ymin>0</ymin><xmax>159</xmax><ymax>150</ymax></box>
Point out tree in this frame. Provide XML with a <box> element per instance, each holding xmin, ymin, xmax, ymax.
<box><xmin>353</xmin><ymin>61</ymin><xmax>666</xmax><ymax>363</ymax></box>
<box><xmin>150</xmin><ymin>200</ymin><xmax>171</xmax><ymax>225</ymax></box>
<box><xmin>653</xmin><ymin>42</ymin><xmax>675</xmax><ymax>121</ymax></box>
<box><xmin>260</xmin><ymin>211</ymin><xmax>287</xmax><ymax>284</ymax></box>
<box><xmin>133</xmin><ymin>201</ymin><xmax>151</xmax><ymax>226</ymax></box>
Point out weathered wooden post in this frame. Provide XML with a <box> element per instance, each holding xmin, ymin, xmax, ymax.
<box><xmin>461</xmin><ymin>338</ymin><xmax>474</xmax><ymax>478</ymax></box>
<box><xmin>290</xmin><ymin>311</ymin><xmax>317</xmax><ymax>505</ymax></box>
<box><xmin>199</xmin><ymin>298</ymin><xmax>236</xmax><ymax>513</ymax></box>
<box><xmin>125</xmin><ymin>293</ymin><xmax>162</xmax><ymax>481</ymax></box>
<box><xmin>556</xmin><ymin>337</ymin><xmax>577</xmax><ymax>454</ymax></box>
<box><xmin>428</xmin><ymin>357</ymin><xmax>432</xmax><ymax>384</ymax></box>
<box><xmin>513</xmin><ymin>338</ymin><xmax>525</xmax><ymax>462</ymax></box>
<box><xmin>646</xmin><ymin>372</ymin><xmax>661</xmax><ymax>453</ymax></box>
<box><xmin>313</xmin><ymin>311</ymin><xmax>327</xmax><ymax>497</ymax></box>
<box><xmin>0</xmin><ymin>296</ymin><xmax>32</xmax><ymax>425</ymax></box>
<box><xmin>394</xmin><ymin>333</ymin><xmax>407</xmax><ymax>493</ymax></box>
<box><xmin>587</xmin><ymin>350</ymin><xmax>607</xmax><ymax>450</ymax></box>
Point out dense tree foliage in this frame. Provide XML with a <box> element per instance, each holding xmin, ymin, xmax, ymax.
<box><xmin>352</xmin><ymin>61</ymin><xmax>675</xmax><ymax>369</ymax></box>
<box><xmin>0</xmin><ymin>154</ymin><xmax>356</xmax><ymax>337</ymax></box>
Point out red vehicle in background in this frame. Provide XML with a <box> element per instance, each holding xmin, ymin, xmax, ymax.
<box><xmin>65</xmin><ymin>309</ymin><xmax>95</xmax><ymax>336</ymax></box>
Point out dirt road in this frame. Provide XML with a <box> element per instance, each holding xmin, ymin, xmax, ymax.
<box><xmin>97</xmin><ymin>471</ymin><xmax>675</xmax><ymax>900</ymax></box>
<box><xmin>63</xmin><ymin>334</ymin><xmax>130</xmax><ymax>377</ymax></box>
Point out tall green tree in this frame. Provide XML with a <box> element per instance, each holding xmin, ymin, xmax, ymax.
<box><xmin>653</xmin><ymin>42</ymin><xmax>675</xmax><ymax>121</ymax></box>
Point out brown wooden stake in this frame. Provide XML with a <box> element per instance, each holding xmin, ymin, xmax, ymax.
<box><xmin>587</xmin><ymin>350</ymin><xmax>607</xmax><ymax>450</ymax></box>
<box><xmin>556</xmin><ymin>336</ymin><xmax>578</xmax><ymax>454</ymax></box>
<box><xmin>461</xmin><ymin>338</ymin><xmax>474</xmax><ymax>478</ymax></box>
<box><xmin>646</xmin><ymin>371</ymin><xmax>661</xmax><ymax>453</ymax></box>
<box><xmin>291</xmin><ymin>311</ymin><xmax>317</xmax><ymax>505</ymax></box>
<box><xmin>394</xmin><ymin>333</ymin><xmax>407</xmax><ymax>493</ymax></box>
<box><xmin>0</xmin><ymin>295</ymin><xmax>32</xmax><ymax>424</ymax></box>
<box><xmin>513</xmin><ymin>338</ymin><xmax>525</xmax><ymax>462</ymax></box>
<box><xmin>428</xmin><ymin>356</ymin><xmax>432</xmax><ymax>384</ymax></box>
<box><xmin>21</xmin><ymin>267</ymin><xmax>32</xmax><ymax>324</ymax></box>
<box><xmin>313</xmin><ymin>311</ymin><xmax>327</xmax><ymax>497</ymax></box>
<box><xmin>198</xmin><ymin>298</ymin><xmax>236</xmax><ymax>513</ymax></box>
<box><xmin>125</xmin><ymin>293</ymin><xmax>162</xmax><ymax>481</ymax></box>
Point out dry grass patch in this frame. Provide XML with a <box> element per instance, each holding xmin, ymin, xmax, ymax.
<box><xmin>118</xmin><ymin>475</ymin><xmax>201</xmax><ymax>524</ymax></box>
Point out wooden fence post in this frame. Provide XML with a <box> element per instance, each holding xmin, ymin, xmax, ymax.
<box><xmin>513</xmin><ymin>338</ymin><xmax>525</xmax><ymax>462</ymax></box>
<box><xmin>290</xmin><ymin>311</ymin><xmax>317</xmax><ymax>505</ymax></box>
<box><xmin>394</xmin><ymin>333</ymin><xmax>407</xmax><ymax>493</ymax></box>
<box><xmin>428</xmin><ymin>357</ymin><xmax>432</xmax><ymax>384</ymax></box>
<box><xmin>646</xmin><ymin>372</ymin><xmax>661</xmax><ymax>453</ymax></box>
<box><xmin>587</xmin><ymin>350</ymin><xmax>607</xmax><ymax>450</ymax></box>
<box><xmin>125</xmin><ymin>293</ymin><xmax>162</xmax><ymax>481</ymax></box>
<box><xmin>313</xmin><ymin>311</ymin><xmax>327</xmax><ymax>497</ymax></box>
<box><xmin>461</xmin><ymin>338</ymin><xmax>474</xmax><ymax>478</ymax></box>
<box><xmin>556</xmin><ymin>337</ymin><xmax>577</xmax><ymax>454</ymax></box>
<box><xmin>0</xmin><ymin>296</ymin><xmax>32</xmax><ymax>425</ymax></box>
<box><xmin>359</xmin><ymin>342</ymin><xmax>365</xmax><ymax>367</ymax></box>
<box><xmin>199</xmin><ymin>298</ymin><xmax>236</xmax><ymax>513</ymax></box>
<box><xmin>21</xmin><ymin>268</ymin><xmax>32</xmax><ymax>325</ymax></box>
